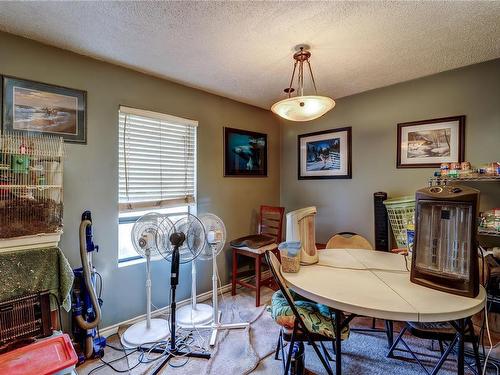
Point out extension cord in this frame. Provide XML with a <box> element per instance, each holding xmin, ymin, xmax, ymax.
<box><xmin>483</xmin><ymin>304</ymin><xmax>494</xmax><ymax>375</ymax></box>
<box><xmin>464</xmin><ymin>347</ymin><xmax>500</xmax><ymax>366</ymax></box>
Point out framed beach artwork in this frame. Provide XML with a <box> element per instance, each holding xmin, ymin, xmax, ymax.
<box><xmin>397</xmin><ymin>116</ymin><xmax>465</xmax><ymax>168</ymax></box>
<box><xmin>2</xmin><ymin>76</ymin><xmax>87</xmax><ymax>143</ymax></box>
<box><xmin>224</xmin><ymin>127</ymin><xmax>267</xmax><ymax>177</ymax></box>
<box><xmin>298</xmin><ymin>127</ymin><xmax>352</xmax><ymax>179</ymax></box>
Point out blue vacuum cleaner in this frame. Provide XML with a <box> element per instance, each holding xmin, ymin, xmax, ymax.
<box><xmin>72</xmin><ymin>211</ymin><xmax>106</xmax><ymax>363</ymax></box>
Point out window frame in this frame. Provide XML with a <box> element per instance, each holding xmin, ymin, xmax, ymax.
<box><xmin>118</xmin><ymin>205</ymin><xmax>197</xmax><ymax>263</ymax></box>
<box><xmin>117</xmin><ymin>106</ymin><xmax>198</xmax><ymax>263</ymax></box>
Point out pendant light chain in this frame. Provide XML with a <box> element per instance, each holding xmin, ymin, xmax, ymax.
<box><xmin>306</xmin><ymin>60</ymin><xmax>319</xmax><ymax>95</ymax></box>
<box><xmin>287</xmin><ymin>60</ymin><xmax>298</xmax><ymax>99</ymax></box>
<box><xmin>298</xmin><ymin>57</ymin><xmax>304</xmax><ymax>97</ymax></box>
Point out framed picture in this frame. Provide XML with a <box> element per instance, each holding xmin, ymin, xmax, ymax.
<box><xmin>2</xmin><ymin>76</ymin><xmax>87</xmax><ymax>143</ymax></box>
<box><xmin>397</xmin><ymin>116</ymin><xmax>465</xmax><ymax>168</ymax></box>
<box><xmin>298</xmin><ymin>127</ymin><xmax>352</xmax><ymax>180</ymax></box>
<box><xmin>224</xmin><ymin>127</ymin><xmax>267</xmax><ymax>177</ymax></box>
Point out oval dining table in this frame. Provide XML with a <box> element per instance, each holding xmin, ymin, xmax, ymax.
<box><xmin>281</xmin><ymin>249</ymin><xmax>486</xmax><ymax>375</ymax></box>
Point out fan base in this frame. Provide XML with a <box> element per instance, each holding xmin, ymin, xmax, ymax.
<box><xmin>177</xmin><ymin>303</ymin><xmax>213</xmax><ymax>327</ymax></box>
<box><xmin>121</xmin><ymin>318</ymin><xmax>169</xmax><ymax>348</ymax></box>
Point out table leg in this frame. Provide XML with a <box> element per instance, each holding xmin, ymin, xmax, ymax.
<box><xmin>467</xmin><ymin>318</ymin><xmax>482</xmax><ymax>375</ymax></box>
<box><xmin>385</xmin><ymin>320</ymin><xmax>394</xmax><ymax>348</ymax></box>
<box><xmin>255</xmin><ymin>255</ymin><xmax>261</xmax><ymax>307</ymax></box>
<box><xmin>334</xmin><ymin>310</ymin><xmax>342</xmax><ymax>375</ymax></box>
<box><xmin>231</xmin><ymin>250</ymin><xmax>237</xmax><ymax>296</ymax></box>
<box><xmin>456</xmin><ymin>319</ymin><xmax>465</xmax><ymax>375</ymax></box>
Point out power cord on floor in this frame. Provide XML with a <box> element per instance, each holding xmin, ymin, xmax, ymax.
<box><xmin>483</xmin><ymin>304</ymin><xmax>495</xmax><ymax>375</ymax></box>
<box><xmin>87</xmin><ymin>329</ymin><xmax>207</xmax><ymax>374</ymax></box>
<box><xmin>478</xmin><ymin>245</ymin><xmax>499</xmax><ymax>375</ymax></box>
<box><xmin>86</xmin><ymin>283</ymin><xmax>213</xmax><ymax>374</ymax></box>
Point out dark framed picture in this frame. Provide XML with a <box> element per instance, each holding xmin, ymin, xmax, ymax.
<box><xmin>298</xmin><ymin>126</ymin><xmax>352</xmax><ymax>180</ymax></box>
<box><xmin>224</xmin><ymin>127</ymin><xmax>267</xmax><ymax>177</ymax></box>
<box><xmin>397</xmin><ymin>116</ymin><xmax>465</xmax><ymax>168</ymax></box>
<box><xmin>2</xmin><ymin>76</ymin><xmax>87</xmax><ymax>143</ymax></box>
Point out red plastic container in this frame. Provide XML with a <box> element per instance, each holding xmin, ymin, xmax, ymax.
<box><xmin>0</xmin><ymin>334</ymin><xmax>77</xmax><ymax>375</ymax></box>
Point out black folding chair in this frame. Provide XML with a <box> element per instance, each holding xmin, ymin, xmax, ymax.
<box><xmin>387</xmin><ymin>320</ymin><xmax>482</xmax><ymax>375</ymax></box>
<box><xmin>265</xmin><ymin>250</ymin><xmax>344</xmax><ymax>375</ymax></box>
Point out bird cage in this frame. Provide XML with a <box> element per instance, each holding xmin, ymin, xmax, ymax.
<box><xmin>0</xmin><ymin>133</ymin><xmax>64</xmax><ymax>252</ymax></box>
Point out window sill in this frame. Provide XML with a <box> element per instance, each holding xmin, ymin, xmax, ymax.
<box><xmin>118</xmin><ymin>257</ymin><xmax>146</xmax><ymax>268</ymax></box>
<box><xmin>117</xmin><ymin>255</ymin><xmax>169</xmax><ymax>268</ymax></box>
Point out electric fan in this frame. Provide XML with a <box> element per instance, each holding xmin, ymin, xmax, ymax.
<box><xmin>156</xmin><ymin>213</ymin><xmax>206</xmax><ymax>264</ymax></box>
<box><xmin>121</xmin><ymin>213</ymin><xmax>173</xmax><ymax>348</ymax></box>
<box><xmin>150</xmin><ymin>213</ymin><xmax>211</xmax><ymax>375</ymax></box>
<box><xmin>176</xmin><ymin>259</ymin><xmax>213</xmax><ymax>327</ymax></box>
<box><xmin>176</xmin><ymin>213</ymin><xmax>220</xmax><ymax>328</ymax></box>
<box><xmin>196</xmin><ymin>213</ymin><xmax>249</xmax><ymax>346</ymax></box>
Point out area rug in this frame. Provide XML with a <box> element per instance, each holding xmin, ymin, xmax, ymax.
<box><xmin>204</xmin><ymin>292</ymin><xmax>280</xmax><ymax>375</ymax></box>
<box><xmin>77</xmin><ymin>288</ymin><xmax>495</xmax><ymax>375</ymax></box>
<box><xmin>77</xmin><ymin>287</ymin><xmax>279</xmax><ymax>375</ymax></box>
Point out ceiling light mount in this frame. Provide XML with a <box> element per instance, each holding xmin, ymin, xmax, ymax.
<box><xmin>271</xmin><ymin>45</ymin><xmax>335</xmax><ymax>122</ymax></box>
<box><xmin>292</xmin><ymin>47</ymin><xmax>311</xmax><ymax>62</ymax></box>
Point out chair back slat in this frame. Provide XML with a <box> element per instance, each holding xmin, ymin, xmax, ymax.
<box><xmin>259</xmin><ymin>205</ymin><xmax>285</xmax><ymax>243</ymax></box>
<box><xmin>260</xmin><ymin>225</ymin><xmax>279</xmax><ymax>237</ymax></box>
<box><xmin>326</xmin><ymin>232</ymin><xmax>373</xmax><ymax>250</ymax></box>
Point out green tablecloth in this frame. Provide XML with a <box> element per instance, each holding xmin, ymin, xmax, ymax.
<box><xmin>0</xmin><ymin>247</ymin><xmax>74</xmax><ymax>311</ymax></box>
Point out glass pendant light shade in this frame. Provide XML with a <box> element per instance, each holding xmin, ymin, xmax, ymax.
<box><xmin>271</xmin><ymin>46</ymin><xmax>335</xmax><ymax>122</ymax></box>
<box><xmin>271</xmin><ymin>95</ymin><xmax>335</xmax><ymax>122</ymax></box>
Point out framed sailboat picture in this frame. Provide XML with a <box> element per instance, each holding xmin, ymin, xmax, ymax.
<box><xmin>2</xmin><ymin>76</ymin><xmax>87</xmax><ymax>144</ymax></box>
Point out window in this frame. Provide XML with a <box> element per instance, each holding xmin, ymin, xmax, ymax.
<box><xmin>118</xmin><ymin>106</ymin><xmax>197</xmax><ymax>262</ymax></box>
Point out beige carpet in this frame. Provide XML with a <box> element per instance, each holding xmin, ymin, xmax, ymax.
<box><xmin>77</xmin><ymin>287</ymin><xmax>279</xmax><ymax>375</ymax></box>
<box><xmin>77</xmin><ymin>287</ymin><xmax>494</xmax><ymax>375</ymax></box>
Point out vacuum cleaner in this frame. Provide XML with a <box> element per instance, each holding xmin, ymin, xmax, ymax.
<box><xmin>72</xmin><ymin>211</ymin><xmax>106</xmax><ymax>363</ymax></box>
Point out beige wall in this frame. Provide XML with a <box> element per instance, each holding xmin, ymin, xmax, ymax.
<box><xmin>280</xmin><ymin>59</ymin><xmax>500</xmax><ymax>245</ymax></box>
<box><xmin>0</xmin><ymin>32</ymin><xmax>281</xmax><ymax>327</ymax></box>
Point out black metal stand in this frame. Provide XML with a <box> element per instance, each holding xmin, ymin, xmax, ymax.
<box><xmin>150</xmin><ymin>234</ymin><xmax>211</xmax><ymax>375</ymax></box>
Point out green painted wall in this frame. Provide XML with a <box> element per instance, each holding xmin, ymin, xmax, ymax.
<box><xmin>280</xmin><ymin>59</ymin><xmax>500</xmax><ymax>244</ymax></box>
<box><xmin>0</xmin><ymin>32</ymin><xmax>281</xmax><ymax>327</ymax></box>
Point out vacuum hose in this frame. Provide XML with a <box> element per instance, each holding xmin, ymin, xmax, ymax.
<box><xmin>75</xmin><ymin>220</ymin><xmax>102</xmax><ymax>335</ymax></box>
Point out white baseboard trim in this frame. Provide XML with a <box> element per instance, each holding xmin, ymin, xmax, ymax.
<box><xmin>99</xmin><ymin>270</ymin><xmax>271</xmax><ymax>338</ymax></box>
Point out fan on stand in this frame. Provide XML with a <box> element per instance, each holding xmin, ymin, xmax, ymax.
<box><xmin>121</xmin><ymin>213</ymin><xmax>173</xmax><ymax>348</ymax></box>
<box><xmin>176</xmin><ymin>222</ymin><xmax>213</xmax><ymax>327</ymax></box>
<box><xmin>197</xmin><ymin>213</ymin><xmax>249</xmax><ymax>346</ymax></box>
<box><xmin>150</xmin><ymin>213</ymin><xmax>211</xmax><ymax>375</ymax></box>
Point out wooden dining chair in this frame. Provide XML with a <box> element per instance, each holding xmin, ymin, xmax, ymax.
<box><xmin>326</xmin><ymin>231</ymin><xmax>394</xmax><ymax>346</ymax></box>
<box><xmin>231</xmin><ymin>205</ymin><xmax>285</xmax><ymax>307</ymax></box>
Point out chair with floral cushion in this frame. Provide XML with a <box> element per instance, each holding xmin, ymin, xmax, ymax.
<box><xmin>265</xmin><ymin>250</ymin><xmax>350</xmax><ymax>375</ymax></box>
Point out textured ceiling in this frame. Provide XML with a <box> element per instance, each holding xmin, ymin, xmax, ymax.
<box><xmin>0</xmin><ymin>1</ymin><xmax>499</xmax><ymax>109</ymax></box>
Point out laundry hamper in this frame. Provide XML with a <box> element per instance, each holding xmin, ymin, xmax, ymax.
<box><xmin>383</xmin><ymin>195</ymin><xmax>415</xmax><ymax>249</ymax></box>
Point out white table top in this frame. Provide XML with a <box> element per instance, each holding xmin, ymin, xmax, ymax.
<box><xmin>282</xmin><ymin>249</ymin><xmax>486</xmax><ymax>322</ymax></box>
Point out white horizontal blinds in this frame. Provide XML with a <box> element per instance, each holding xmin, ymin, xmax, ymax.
<box><xmin>119</xmin><ymin>106</ymin><xmax>197</xmax><ymax>212</ymax></box>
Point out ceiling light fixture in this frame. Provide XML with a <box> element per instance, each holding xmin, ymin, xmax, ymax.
<box><xmin>271</xmin><ymin>46</ymin><xmax>335</xmax><ymax>122</ymax></box>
